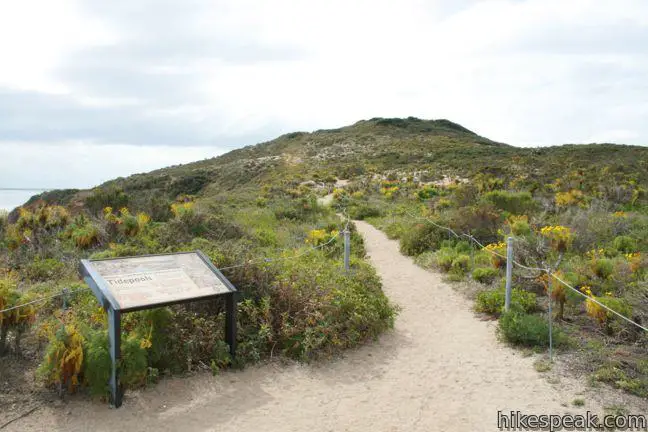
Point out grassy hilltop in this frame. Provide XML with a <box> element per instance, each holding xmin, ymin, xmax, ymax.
<box><xmin>1</xmin><ymin>117</ymin><xmax>648</xmax><ymax>401</ymax></box>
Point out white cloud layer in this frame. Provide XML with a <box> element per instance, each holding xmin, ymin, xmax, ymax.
<box><xmin>0</xmin><ymin>0</ymin><xmax>647</xmax><ymax>202</ymax></box>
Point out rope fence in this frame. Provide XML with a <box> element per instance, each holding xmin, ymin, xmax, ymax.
<box><xmin>402</xmin><ymin>209</ymin><xmax>648</xmax><ymax>346</ymax></box>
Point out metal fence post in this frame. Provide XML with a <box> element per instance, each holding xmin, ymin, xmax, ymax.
<box><xmin>547</xmin><ymin>270</ymin><xmax>553</xmax><ymax>362</ymax></box>
<box><xmin>505</xmin><ymin>236</ymin><xmax>513</xmax><ymax>312</ymax></box>
<box><xmin>344</xmin><ymin>229</ymin><xmax>350</xmax><ymax>273</ymax></box>
<box><xmin>468</xmin><ymin>234</ymin><xmax>475</xmax><ymax>277</ymax></box>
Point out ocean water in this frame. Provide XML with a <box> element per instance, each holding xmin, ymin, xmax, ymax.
<box><xmin>0</xmin><ymin>190</ymin><xmax>45</xmax><ymax>212</ymax></box>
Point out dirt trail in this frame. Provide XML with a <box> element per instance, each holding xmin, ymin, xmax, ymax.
<box><xmin>7</xmin><ymin>221</ymin><xmax>644</xmax><ymax>431</ymax></box>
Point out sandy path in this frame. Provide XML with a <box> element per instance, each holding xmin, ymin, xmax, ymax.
<box><xmin>8</xmin><ymin>221</ymin><xmax>633</xmax><ymax>432</ymax></box>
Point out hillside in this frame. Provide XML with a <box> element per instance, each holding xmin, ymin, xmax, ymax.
<box><xmin>22</xmin><ymin>117</ymin><xmax>648</xmax><ymax>215</ymax></box>
<box><xmin>1</xmin><ymin>117</ymin><xmax>648</xmax><ymax>409</ymax></box>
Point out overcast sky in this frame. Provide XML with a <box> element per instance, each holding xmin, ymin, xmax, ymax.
<box><xmin>1</xmin><ymin>0</ymin><xmax>648</xmax><ymax>208</ymax></box>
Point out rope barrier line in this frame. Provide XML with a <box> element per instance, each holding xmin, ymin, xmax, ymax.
<box><xmin>405</xmin><ymin>210</ymin><xmax>461</xmax><ymax>239</ymax></box>
<box><xmin>402</xmin><ymin>209</ymin><xmax>648</xmax><ymax>333</ymax></box>
<box><xmin>549</xmin><ymin>272</ymin><xmax>648</xmax><ymax>333</ymax></box>
<box><xmin>1</xmin><ymin>212</ymin><xmax>351</xmax><ymax>314</ymax></box>
<box><xmin>0</xmin><ymin>288</ymin><xmax>88</xmax><ymax>314</ymax></box>
<box><xmin>464</xmin><ymin>233</ymin><xmax>546</xmax><ymax>273</ymax></box>
<box><xmin>217</xmin><ymin>229</ymin><xmax>342</xmax><ymax>271</ymax></box>
<box><xmin>405</xmin><ymin>210</ymin><xmax>545</xmax><ymax>272</ymax></box>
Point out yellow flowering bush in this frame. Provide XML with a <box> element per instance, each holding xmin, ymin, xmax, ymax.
<box><xmin>624</xmin><ymin>252</ymin><xmax>642</xmax><ymax>272</ymax></box>
<box><xmin>8</xmin><ymin>205</ymin><xmax>71</xmax><ymax>250</ymax></box>
<box><xmin>580</xmin><ymin>287</ymin><xmax>633</xmax><ymax>329</ymax></box>
<box><xmin>483</xmin><ymin>242</ymin><xmax>507</xmax><ymax>268</ymax></box>
<box><xmin>540</xmin><ymin>225</ymin><xmax>572</xmax><ymax>251</ymax></box>
<box><xmin>37</xmin><ymin>318</ymin><xmax>85</xmax><ymax>393</ymax></box>
<box><xmin>546</xmin><ymin>272</ymin><xmax>567</xmax><ymax>319</ymax></box>
<box><xmin>305</xmin><ymin>229</ymin><xmax>339</xmax><ymax>246</ymax></box>
<box><xmin>380</xmin><ymin>186</ymin><xmax>399</xmax><ymax>199</ymax></box>
<box><xmin>103</xmin><ymin>207</ymin><xmax>150</xmax><ymax>237</ymax></box>
<box><xmin>36</xmin><ymin>205</ymin><xmax>70</xmax><ymax>229</ymax></box>
<box><xmin>171</xmin><ymin>201</ymin><xmax>195</xmax><ymax>218</ymax></box>
<box><xmin>65</xmin><ymin>215</ymin><xmax>100</xmax><ymax>249</ymax></box>
<box><xmin>103</xmin><ymin>206</ymin><xmax>117</xmax><ymax>223</ymax></box>
<box><xmin>136</xmin><ymin>212</ymin><xmax>151</xmax><ymax>229</ymax></box>
<box><xmin>555</xmin><ymin>189</ymin><xmax>586</xmax><ymax>207</ymax></box>
<box><xmin>586</xmin><ymin>248</ymin><xmax>606</xmax><ymax>259</ymax></box>
<box><xmin>332</xmin><ymin>188</ymin><xmax>347</xmax><ymax>200</ymax></box>
<box><xmin>580</xmin><ymin>286</ymin><xmax>605</xmax><ymax>323</ymax></box>
<box><xmin>507</xmin><ymin>215</ymin><xmax>531</xmax><ymax>236</ymax></box>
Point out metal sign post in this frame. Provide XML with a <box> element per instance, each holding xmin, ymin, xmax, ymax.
<box><xmin>80</xmin><ymin>250</ymin><xmax>237</xmax><ymax>408</ymax></box>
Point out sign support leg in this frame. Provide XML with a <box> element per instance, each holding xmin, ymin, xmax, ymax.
<box><xmin>107</xmin><ymin>306</ymin><xmax>122</xmax><ymax>408</ymax></box>
<box><xmin>225</xmin><ymin>293</ymin><xmax>237</xmax><ymax>357</ymax></box>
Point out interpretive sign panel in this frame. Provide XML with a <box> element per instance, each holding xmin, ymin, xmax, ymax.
<box><xmin>79</xmin><ymin>251</ymin><xmax>237</xmax><ymax>408</ymax></box>
<box><xmin>87</xmin><ymin>252</ymin><xmax>232</xmax><ymax>311</ymax></box>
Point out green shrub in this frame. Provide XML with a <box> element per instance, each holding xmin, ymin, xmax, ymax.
<box><xmin>66</xmin><ymin>215</ymin><xmax>101</xmax><ymax>249</ymax></box>
<box><xmin>414</xmin><ymin>251</ymin><xmax>436</xmax><ymax>269</ymax></box>
<box><xmin>168</xmin><ymin>171</ymin><xmax>210</xmax><ymax>197</ymax></box>
<box><xmin>24</xmin><ymin>258</ymin><xmax>67</xmax><ymax>282</ymax></box>
<box><xmin>399</xmin><ymin>223</ymin><xmax>445</xmax><ymax>256</ymax></box>
<box><xmin>156</xmin><ymin>210</ymin><xmax>243</xmax><ymax>246</ymax></box>
<box><xmin>120</xmin><ymin>333</ymin><xmax>149</xmax><ymax>388</ymax></box>
<box><xmin>85</xmin><ymin>187</ymin><xmax>129</xmax><ymax>216</ymax></box>
<box><xmin>145</xmin><ymin>194</ymin><xmax>173</xmax><ymax>222</ymax></box>
<box><xmin>273</xmin><ymin>196</ymin><xmax>321</xmax><ymax>221</ymax></box>
<box><xmin>472</xmin><ymin>267</ymin><xmax>499</xmax><ymax>284</ymax></box>
<box><xmin>0</xmin><ymin>209</ymin><xmax>7</xmax><ymax>236</ymax></box>
<box><xmin>417</xmin><ymin>186</ymin><xmax>438</xmax><ymax>200</ymax></box>
<box><xmin>82</xmin><ymin>329</ymin><xmax>111</xmax><ymax>397</ymax></box>
<box><xmin>511</xmin><ymin>220</ymin><xmax>531</xmax><ymax>236</ymax></box>
<box><xmin>254</xmin><ymin>227</ymin><xmax>278</xmax><ymax>247</ymax></box>
<box><xmin>267</xmin><ymin>256</ymin><xmax>396</xmax><ymax>361</ymax></box>
<box><xmin>592</xmin><ymin>258</ymin><xmax>614</xmax><ymax>279</ymax></box>
<box><xmin>596</xmin><ymin>296</ymin><xmax>634</xmax><ymax>335</ymax></box>
<box><xmin>451</xmin><ymin>254</ymin><xmax>470</xmax><ymax>274</ymax></box>
<box><xmin>435</xmin><ymin>247</ymin><xmax>457</xmax><ymax>271</ymax></box>
<box><xmin>0</xmin><ymin>278</ymin><xmax>24</xmax><ymax>354</ymax></box>
<box><xmin>90</xmin><ymin>243</ymin><xmax>141</xmax><ymax>259</ymax></box>
<box><xmin>483</xmin><ymin>190</ymin><xmax>536</xmax><ymax>215</ymax></box>
<box><xmin>475</xmin><ymin>287</ymin><xmax>537</xmax><ymax>315</ymax></box>
<box><xmin>348</xmin><ymin>204</ymin><xmax>381</xmax><ymax>220</ymax></box>
<box><xmin>119</xmin><ymin>214</ymin><xmax>140</xmax><ymax>237</ymax></box>
<box><xmin>384</xmin><ymin>221</ymin><xmax>406</xmax><ymax>239</ymax></box>
<box><xmin>613</xmin><ymin>236</ymin><xmax>637</xmax><ymax>253</ymax></box>
<box><xmin>499</xmin><ymin>310</ymin><xmax>564</xmax><ymax>347</ymax></box>
<box><xmin>454</xmin><ymin>241</ymin><xmax>472</xmax><ymax>254</ymax></box>
<box><xmin>210</xmin><ymin>340</ymin><xmax>232</xmax><ymax>374</ymax></box>
<box><xmin>435</xmin><ymin>198</ymin><xmax>452</xmax><ymax>210</ymax></box>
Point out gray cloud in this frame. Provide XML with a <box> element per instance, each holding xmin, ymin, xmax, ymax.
<box><xmin>0</xmin><ymin>87</ymin><xmax>280</xmax><ymax>147</ymax></box>
<box><xmin>0</xmin><ymin>0</ymin><xmax>303</xmax><ymax>148</ymax></box>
